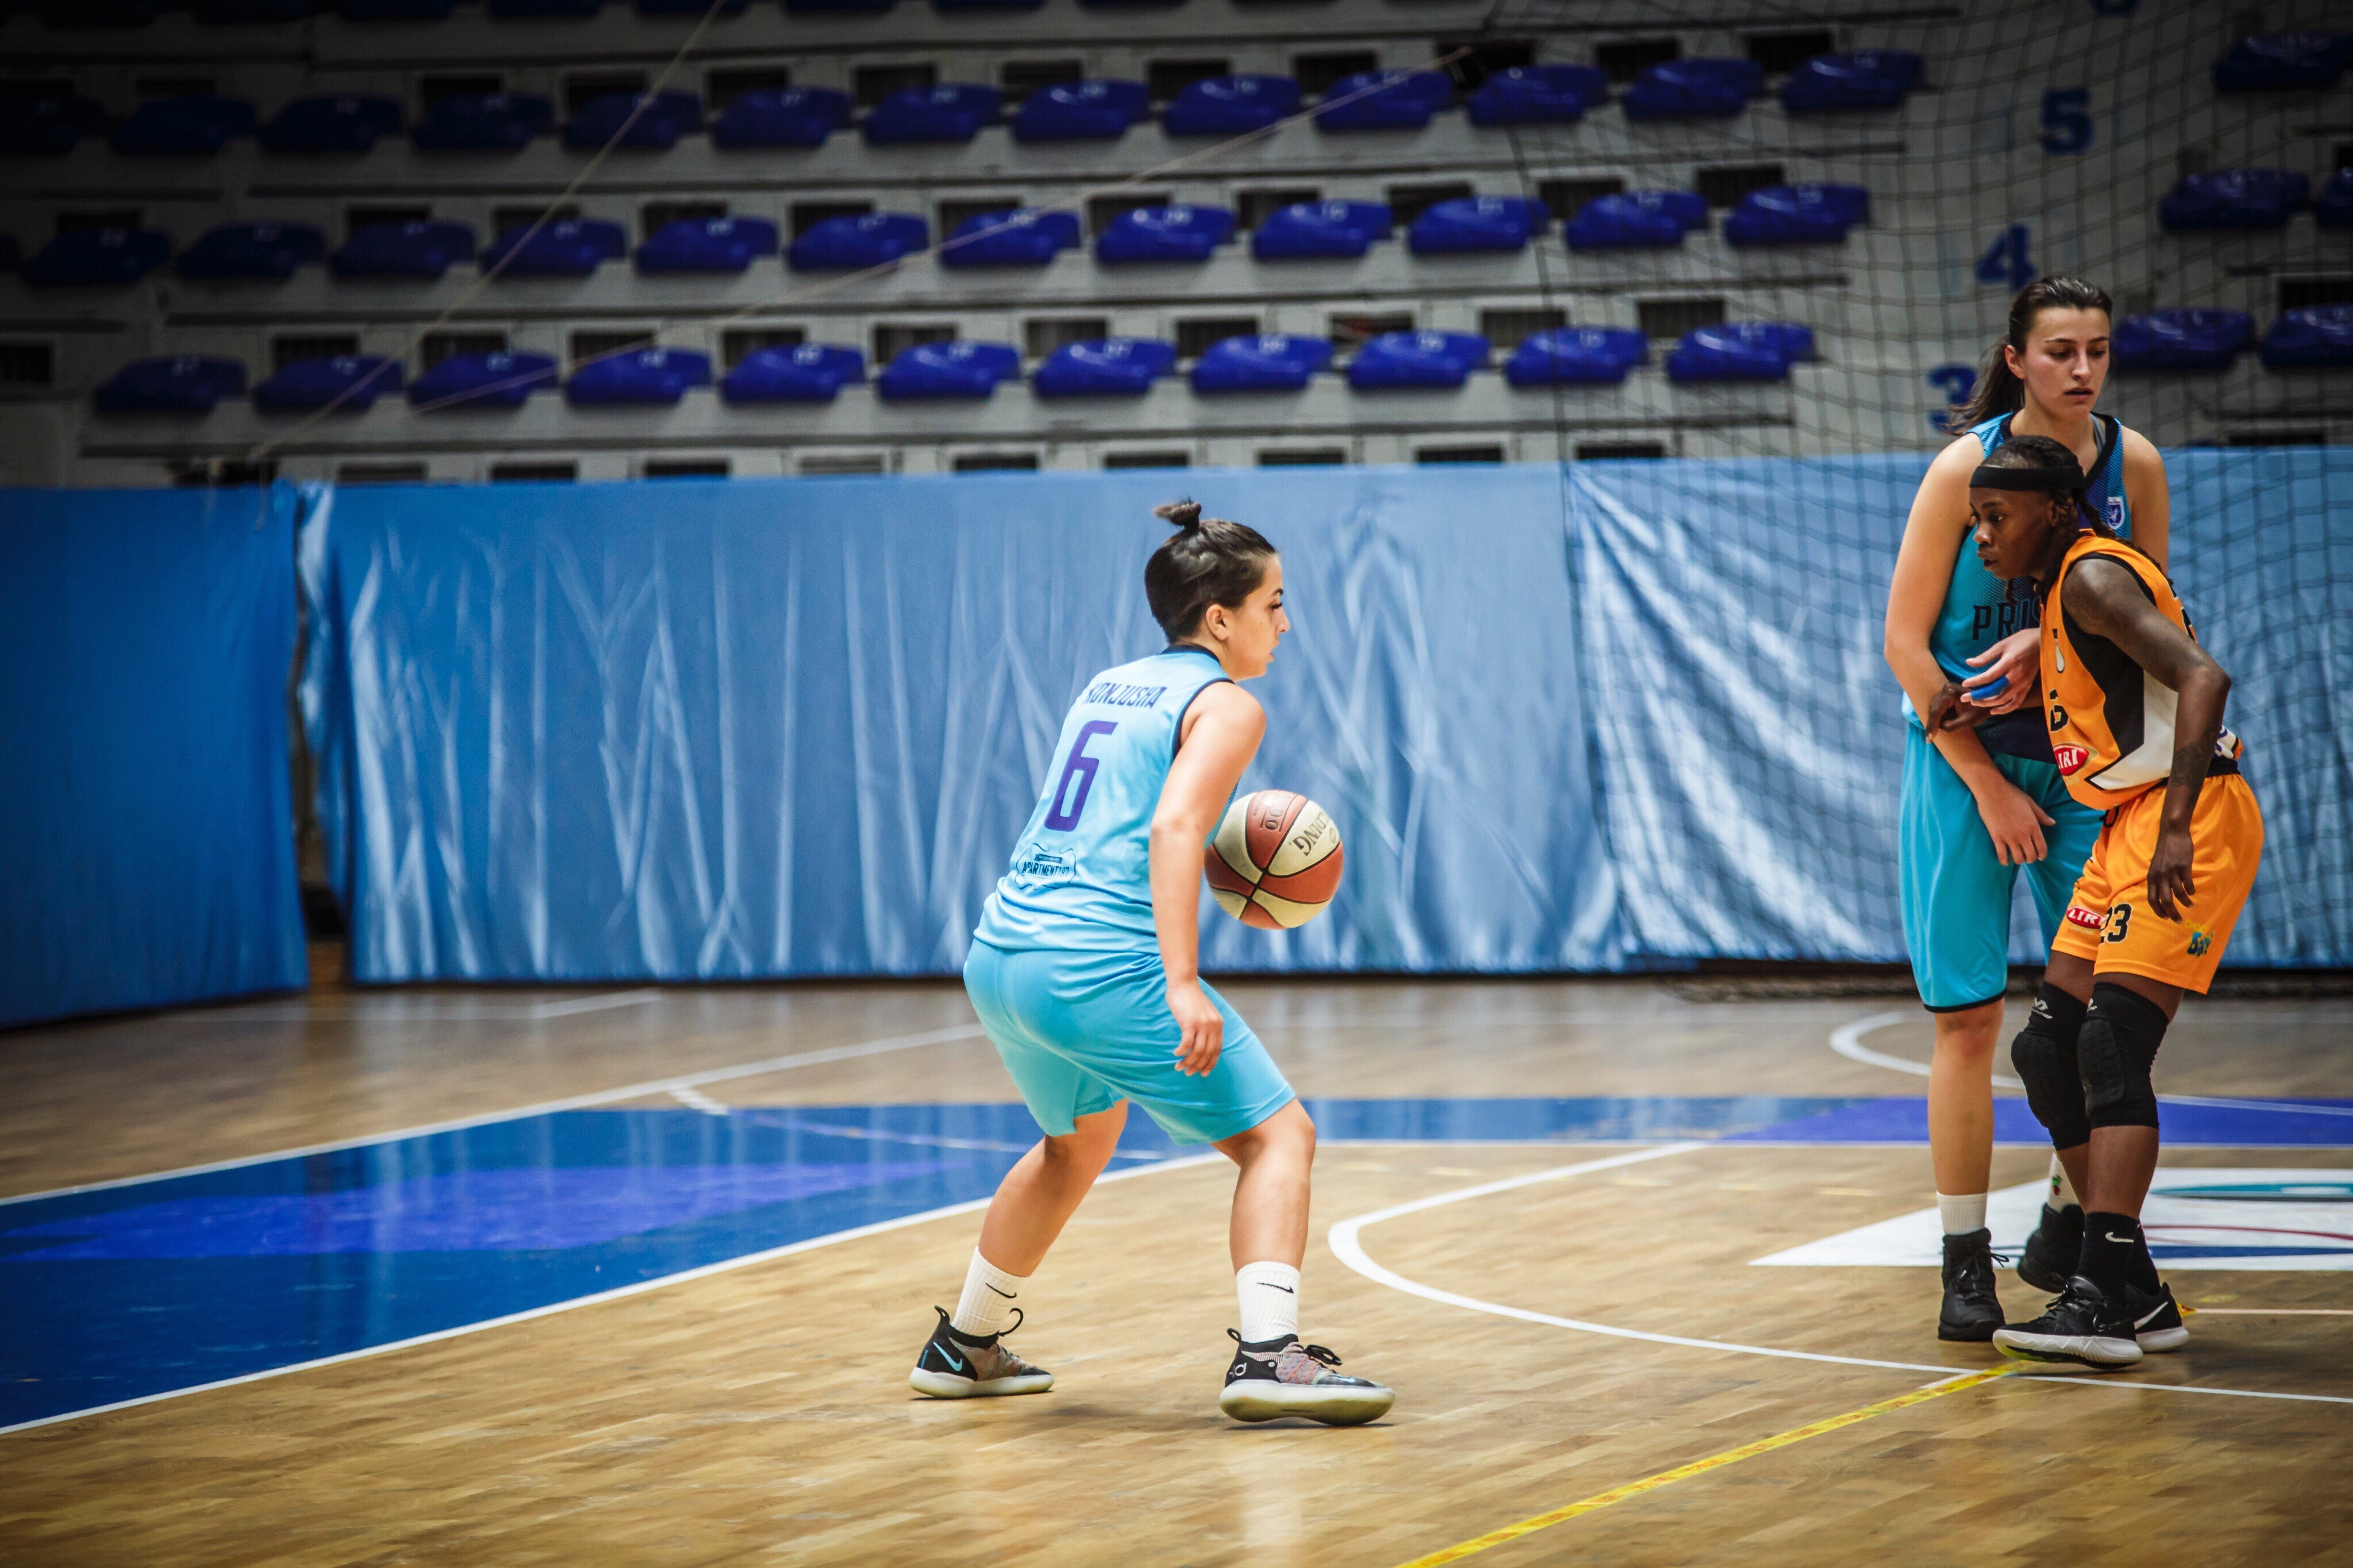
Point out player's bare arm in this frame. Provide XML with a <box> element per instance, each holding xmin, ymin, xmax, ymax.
<box><xmin>2117</xmin><ymin>427</ymin><xmax>2170</xmax><ymax>570</ymax></box>
<box><xmin>2058</xmin><ymin>557</ymin><xmax>2232</xmax><ymax>921</ymax></box>
<box><xmin>1150</xmin><ymin>682</ymin><xmax>1264</xmax><ymax>1076</ymax></box>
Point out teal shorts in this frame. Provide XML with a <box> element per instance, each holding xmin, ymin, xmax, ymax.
<box><xmin>1898</xmin><ymin>723</ymin><xmax>2105</xmax><ymax>1011</ymax></box>
<box><xmin>963</xmin><ymin>940</ymin><xmax>1298</xmax><ymax>1145</ymax></box>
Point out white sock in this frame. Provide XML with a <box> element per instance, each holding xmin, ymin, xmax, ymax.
<box><xmin>949</xmin><ymin>1248</ymin><xmax>1024</xmax><ymax>1339</ymax></box>
<box><xmin>1236</xmin><ymin>1261</ymin><xmax>1302</xmax><ymax>1345</ymax></box>
<box><xmin>1937</xmin><ymin>1192</ymin><xmax>1988</xmax><ymax>1237</ymax></box>
<box><xmin>2047</xmin><ymin>1155</ymin><xmax>2081</xmax><ymax>1212</ymax></box>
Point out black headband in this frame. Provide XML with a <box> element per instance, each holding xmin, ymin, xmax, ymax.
<box><xmin>1970</xmin><ymin>462</ymin><xmax>2084</xmax><ymax>492</ymax></box>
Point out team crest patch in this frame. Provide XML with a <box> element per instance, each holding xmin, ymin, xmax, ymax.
<box><xmin>2053</xmin><ymin>744</ymin><xmax>2088</xmax><ymax>774</ymax></box>
<box><xmin>2065</xmin><ymin>906</ymin><xmax>2104</xmax><ymax>930</ymax></box>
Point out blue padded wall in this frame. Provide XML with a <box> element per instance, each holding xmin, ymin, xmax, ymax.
<box><xmin>1</xmin><ymin>485</ymin><xmax>308</xmax><ymax>1026</ymax></box>
<box><xmin>299</xmin><ymin>469</ymin><xmax>1621</xmax><ymax>981</ymax></box>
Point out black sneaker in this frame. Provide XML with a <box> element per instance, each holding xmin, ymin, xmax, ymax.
<box><xmin>1992</xmin><ymin>1277</ymin><xmax>2144</xmax><ymax>1369</ymax></box>
<box><xmin>1938</xmin><ymin>1227</ymin><xmax>2005</xmax><ymax>1342</ymax></box>
<box><xmin>1218</xmin><ymin>1330</ymin><xmax>1395</xmax><ymax>1425</ymax></box>
<box><xmin>908</xmin><ymin>1306</ymin><xmax>1054</xmax><ymax>1399</ymax></box>
<box><xmin>2127</xmin><ymin>1280</ymin><xmax>2190</xmax><ymax>1353</ymax></box>
<box><xmin>2017</xmin><ymin>1203</ymin><xmax>2084</xmax><ymax>1293</ymax></box>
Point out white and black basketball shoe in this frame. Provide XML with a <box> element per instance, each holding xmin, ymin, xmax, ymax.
<box><xmin>908</xmin><ymin>1307</ymin><xmax>1054</xmax><ymax>1399</ymax></box>
<box><xmin>1992</xmin><ymin>1278</ymin><xmax>2144</xmax><ymax>1369</ymax></box>
<box><xmin>1219</xmin><ymin>1330</ymin><xmax>1394</xmax><ymax>1425</ymax></box>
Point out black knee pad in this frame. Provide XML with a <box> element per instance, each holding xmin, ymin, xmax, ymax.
<box><xmin>2078</xmin><ymin>982</ymin><xmax>2169</xmax><ymax>1130</ymax></box>
<box><xmin>2010</xmin><ymin>982</ymin><xmax>2090</xmax><ymax>1149</ymax></box>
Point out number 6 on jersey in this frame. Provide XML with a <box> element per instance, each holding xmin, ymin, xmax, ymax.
<box><xmin>1206</xmin><ymin>789</ymin><xmax>1344</xmax><ymax>928</ymax></box>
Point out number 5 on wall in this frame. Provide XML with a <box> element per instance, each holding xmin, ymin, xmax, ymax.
<box><xmin>2039</xmin><ymin>87</ymin><xmax>2092</xmax><ymax>154</ymax></box>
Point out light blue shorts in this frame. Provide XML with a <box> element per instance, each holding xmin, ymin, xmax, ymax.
<box><xmin>963</xmin><ymin>941</ymin><xmax>1297</xmax><ymax>1145</ymax></box>
<box><xmin>1898</xmin><ymin>723</ymin><xmax>2105</xmax><ymax>1011</ymax></box>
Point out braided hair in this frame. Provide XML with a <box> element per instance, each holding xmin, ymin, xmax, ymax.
<box><xmin>1145</xmin><ymin>499</ymin><xmax>1278</xmax><ymax>640</ymax></box>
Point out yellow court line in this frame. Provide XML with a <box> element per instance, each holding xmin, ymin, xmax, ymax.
<box><xmin>1391</xmin><ymin>1367</ymin><xmax>2018</xmax><ymax>1568</ymax></box>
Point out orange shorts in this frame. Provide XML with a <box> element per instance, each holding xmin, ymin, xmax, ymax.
<box><xmin>2049</xmin><ymin>773</ymin><xmax>2263</xmax><ymax>993</ymax></box>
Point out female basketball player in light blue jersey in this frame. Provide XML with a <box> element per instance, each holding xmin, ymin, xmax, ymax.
<box><xmin>907</xmin><ymin>499</ymin><xmax>1394</xmax><ymax>1427</ymax></box>
<box><xmin>1884</xmin><ymin>276</ymin><xmax>2169</xmax><ymax>1341</ymax></box>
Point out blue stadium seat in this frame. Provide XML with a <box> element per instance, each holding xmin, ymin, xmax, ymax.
<box><xmin>480</xmin><ymin>218</ymin><xmax>627</xmax><ymax>276</ymax></box>
<box><xmin>487</xmin><ymin>0</ymin><xmax>600</xmax><ymax>14</ymax></box>
<box><xmin>22</xmin><ymin>227</ymin><xmax>173</xmax><ymax>287</ymax></box>
<box><xmin>1564</xmin><ymin>190</ymin><xmax>1704</xmax><ymax>250</ymax></box>
<box><xmin>1781</xmin><ymin>49</ymin><xmax>1922</xmax><ymax>113</ymax></box>
<box><xmin>1504</xmin><ymin>327</ymin><xmax>1648</xmax><ymax>386</ymax></box>
<box><xmin>93</xmin><ymin>355</ymin><xmax>246</xmax><ymax>413</ymax></box>
<box><xmin>36</xmin><ymin>0</ymin><xmax>157</xmax><ymax>26</ymax></box>
<box><xmin>1348</xmin><ymin>330</ymin><xmax>1488</xmax><ymax>389</ymax></box>
<box><xmin>1315</xmin><ymin>69</ymin><xmax>1448</xmax><ymax>132</ymax></box>
<box><xmin>864</xmin><ymin>86</ymin><xmax>998</xmax><ymax>145</ymax></box>
<box><xmin>2316</xmin><ymin>168</ymin><xmax>2353</xmax><ymax>227</ymax></box>
<box><xmin>719</xmin><ymin>343</ymin><xmax>865</xmax><ymax>403</ymax></box>
<box><xmin>788</xmin><ymin>213</ymin><xmax>927</xmax><ymax>270</ymax></box>
<box><xmin>0</xmin><ymin>95</ymin><xmax>106</xmax><ymax>156</ymax></box>
<box><xmin>175</xmin><ymin>222</ymin><xmax>326</xmax><ymax>280</ymax></box>
<box><xmin>110</xmin><ymin>95</ymin><xmax>257</xmax><ymax>155</ymax></box>
<box><xmin>408</xmin><ymin>350</ymin><xmax>558</xmax><ymax>409</ymax></box>
<box><xmin>1408</xmin><ymin>195</ymin><xmax>1547</xmax><ymax>254</ymax></box>
<box><xmin>2159</xmin><ymin>168</ymin><xmax>2310</xmax><ymax>230</ymax></box>
<box><xmin>1012</xmin><ymin>80</ymin><xmax>1147</xmax><ymax>141</ymax></box>
<box><xmin>339</xmin><ymin>0</ymin><xmax>454</xmax><ymax>17</ymax></box>
<box><xmin>1251</xmin><ymin>200</ymin><xmax>1391</xmax><ymax>260</ymax></box>
<box><xmin>635</xmin><ymin>216</ymin><xmax>778</xmax><ymax>273</ymax></box>
<box><xmin>1723</xmin><ymin>183</ymin><xmax>1870</xmax><ymax>245</ymax></box>
<box><xmin>2213</xmin><ymin>32</ymin><xmax>2352</xmax><ymax>92</ymax></box>
<box><xmin>333</xmin><ymin>220</ymin><xmax>477</xmax><ymax>279</ymax></box>
<box><xmin>259</xmin><ymin>96</ymin><xmax>403</xmax><ymax>153</ymax></box>
<box><xmin>1033</xmin><ymin>338</ymin><xmax>1175</xmax><ymax>396</ymax></box>
<box><xmin>876</xmin><ymin>341</ymin><xmax>1020</xmax><ymax>399</ymax></box>
<box><xmin>412</xmin><ymin>92</ymin><xmax>553</xmax><ymax>151</ymax></box>
<box><xmin>1665</xmin><ymin>322</ymin><xmax>1812</xmax><ymax>382</ymax></box>
<box><xmin>566</xmin><ymin>91</ymin><xmax>702</xmax><ymax>151</ymax></box>
<box><xmin>1466</xmin><ymin>66</ymin><xmax>1595</xmax><ymax>126</ymax></box>
<box><xmin>1623</xmin><ymin>57</ymin><xmax>1762</xmax><ymax>121</ymax></box>
<box><xmin>566</xmin><ymin>346</ymin><xmax>711</xmax><ymax>405</ymax></box>
<box><xmin>939</xmin><ymin>208</ymin><xmax>1079</xmax><ymax>267</ymax></box>
<box><xmin>1189</xmin><ymin>333</ymin><xmax>1329</xmax><ymax>392</ymax></box>
<box><xmin>253</xmin><ymin>354</ymin><xmax>404</xmax><ymax>411</ymax></box>
<box><xmin>2113</xmin><ymin>308</ymin><xmax>2254</xmax><ymax>370</ymax></box>
<box><xmin>193</xmin><ymin>0</ymin><xmax>315</xmax><ymax>22</ymax></box>
<box><xmin>1163</xmin><ymin>75</ymin><xmax>1299</xmax><ymax>137</ymax></box>
<box><xmin>1096</xmin><ymin>204</ymin><xmax>1234</xmax><ymax>264</ymax></box>
<box><xmin>711</xmin><ymin>87</ymin><xmax>850</xmax><ymax>149</ymax></box>
<box><xmin>2259</xmin><ymin>306</ymin><xmax>2353</xmax><ymax>368</ymax></box>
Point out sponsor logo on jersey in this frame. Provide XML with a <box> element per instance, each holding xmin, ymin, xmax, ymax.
<box><xmin>2053</xmin><ymin>743</ymin><xmax>2089</xmax><ymax>774</ymax></box>
<box><xmin>2048</xmin><ymin>703</ymin><xmax>2068</xmax><ymax>731</ymax></box>
<box><xmin>2066</xmin><ymin>906</ymin><xmax>2105</xmax><ymax>930</ymax></box>
<box><xmin>2188</xmin><ymin>929</ymin><xmax>2213</xmax><ymax>957</ymax></box>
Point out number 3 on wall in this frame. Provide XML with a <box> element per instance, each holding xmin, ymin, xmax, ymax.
<box><xmin>2039</xmin><ymin>87</ymin><xmax>2092</xmax><ymax>154</ymax></box>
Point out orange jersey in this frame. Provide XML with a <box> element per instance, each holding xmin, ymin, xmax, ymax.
<box><xmin>2040</xmin><ymin>534</ymin><xmax>2243</xmax><ymax>812</ymax></box>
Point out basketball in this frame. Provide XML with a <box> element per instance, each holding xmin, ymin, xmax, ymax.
<box><xmin>1206</xmin><ymin>790</ymin><xmax>1344</xmax><ymax>929</ymax></box>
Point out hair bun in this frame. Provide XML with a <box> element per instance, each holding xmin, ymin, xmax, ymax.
<box><xmin>1153</xmin><ymin>499</ymin><xmax>1203</xmax><ymax>530</ymax></box>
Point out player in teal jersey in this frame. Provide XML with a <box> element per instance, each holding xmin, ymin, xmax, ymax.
<box><xmin>907</xmin><ymin>499</ymin><xmax>1394</xmax><ymax>1427</ymax></box>
<box><xmin>1885</xmin><ymin>277</ymin><xmax>2170</xmax><ymax>1342</ymax></box>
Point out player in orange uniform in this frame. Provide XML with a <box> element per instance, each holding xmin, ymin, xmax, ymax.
<box><xmin>1928</xmin><ymin>434</ymin><xmax>2262</xmax><ymax>1371</ymax></box>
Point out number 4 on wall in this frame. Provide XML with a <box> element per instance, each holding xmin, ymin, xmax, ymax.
<box><xmin>1977</xmin><ymin>224</ymin><xmax>2034</xmax><ymax>289</ymax></box>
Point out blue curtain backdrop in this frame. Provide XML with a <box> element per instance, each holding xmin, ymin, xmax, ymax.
<box><xmin>0</xmin><ymin>485</ymin><xmax>308</xmax><ymax>1028</ymax></box>
<box><xmin>300</xmin><ymin>456</ymin><xmax>2353</xmax><ymax>983</ymax></box>
<box><xmin>299</xmin><ymin>469</ymin><xmax>1622</xmax><ymax>982</ymax></box>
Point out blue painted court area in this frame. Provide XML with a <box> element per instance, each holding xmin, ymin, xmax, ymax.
<box><xmin>3</xmin><ymin>1094</ymin><xmax>2347</xmax><ymax>1430</ymax></box>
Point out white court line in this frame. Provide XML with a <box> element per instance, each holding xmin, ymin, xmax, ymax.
<box><xmin>668</xmin><ymin>1086</ymin><xmax>730</xmax><ymax>1117</ymax></box>
<box><xmin>159</xmin><ymin>988</ymin><xmax>665</xmax><ymax>1022</ymax></box>
<box><xmin>1328</xmin><ymin>1147</ymin><xmax>2353</xmax><ymax>1408</ymax></box>
<box><xmin>1831</xmin><ymin>1010</ymin><xmax>2353</xmax><ymax>1115</ymax></box>
<box><xmin>526</xmin><ymin>990</ymin><xmax>665</xmax><ymax>1020</ymax></box>
<box><xmin>0</xmin><ymin>1152</ymin><xmax>1221</xmax><ymax>1439</ymax></box>
<box><xmin>0</xmin><ymin>1022</ymin><xmax>991</xmax><ymax>1206</ymax></box>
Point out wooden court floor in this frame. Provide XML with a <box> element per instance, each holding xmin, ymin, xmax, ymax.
<box><xmin>2</xmin><ymin>957</ymin><xmax>2348</xmax><ymax>1567</ymax></box>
